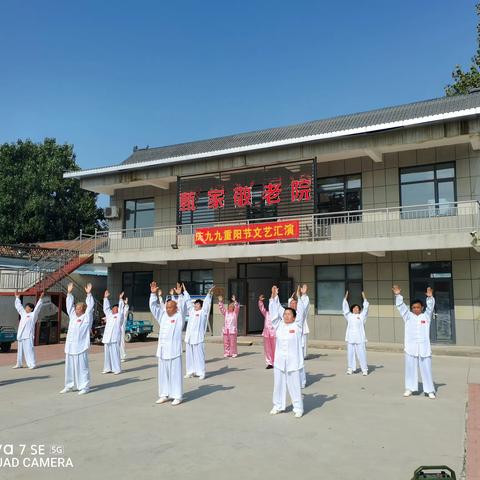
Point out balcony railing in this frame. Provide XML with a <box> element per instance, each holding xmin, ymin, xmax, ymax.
<box><xmin>92</xmin><ymin>200</ymin><xmax>480</xmax><ymax>253</ymax></box>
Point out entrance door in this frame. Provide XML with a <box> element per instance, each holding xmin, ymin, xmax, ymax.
<box><xmin>409</xmin><ymin>262</ymin><xmax>455</xmax><ymax>344</ymax></box>
<box><xmin>237</xmin><ymin>262</ymin><xmax>292</xmax><ymax>334</ymax></box>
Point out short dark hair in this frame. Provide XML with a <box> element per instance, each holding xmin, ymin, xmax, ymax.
<box><xmin>284</xmin><ymin>307</ymin><xmax>297</xmax><ymax>318</ymax></box>
<box><xmin>194</xmin><ymin>299</ymin><xmax>204</xmax><ymax>307</ymax></box>
<box><xmin>410</xmin><ymin>299</ymin><xmax>424</xmax><ymax>309</ymax></box>
<box><xmin>350</xmin><ymin>304</ymin><xmax>362</xmax><ymax>313</ymax></box>
<box><xmin>25</xmin><ymin>303</ymin><xmax>35</xmax><ymax>310</ymax></box>
<box><xmin>111</xmin><ymin>304</ymin><xmax>119</xmax><ymax>310</ymax></box>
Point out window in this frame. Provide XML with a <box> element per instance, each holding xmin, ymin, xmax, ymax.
<box><xmin>180</xmin><ymin>192</ymin><xmax>217</xmax><ymax>226</ymax></box>
<box><xmin>122</xmin><ymin>271</ymin><xmax>153</xmax><ymax>311</ymax></box>
<box><xmin>316</xmin><ymin>265</ymin><xmax>362</xmax><ymax>314</ymax></box>
<box><xmin>124</xmin><ymin>198</ymin><xmax>155</xmax><ymax>232</ymax></box>
<box><xmin>317</xmin><ymin>174</ymin><xmax>362</xmax><ymax>214</ymax></box>
<box><xmin>246</xmin><ymin>185</ymin><xmax>278</xmax><ymax>221</ymax></box>
<box><xmin>400</xmin><ymin>162</ymin><xmax>456</xmax><ymax>216</ymax></box>
<box><xmin>179</xmin><ymin>269</ymin><xmax>213</xmax><ymax>295</ymax></box>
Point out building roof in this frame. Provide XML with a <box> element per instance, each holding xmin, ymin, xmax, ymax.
<box><xmin>64</xmin><ymin>92</ymin><xmax>480</xmax><ymax>179</ymax></box>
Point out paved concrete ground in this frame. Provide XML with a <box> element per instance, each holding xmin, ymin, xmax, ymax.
<box><xmin>0</xmin><ymin>342</ymin><xmax>479</xmax><ymax>480</ymax></box>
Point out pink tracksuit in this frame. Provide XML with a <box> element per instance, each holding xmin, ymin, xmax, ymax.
<box><xmin>258</xmin><ymin>300</ymin><xmax>276</xmax><ymax>366</ymax></box>
<box><xmin>219</xmin><ymin>301</ymin><xmax>239</xmax><ymax>357</ymax></box>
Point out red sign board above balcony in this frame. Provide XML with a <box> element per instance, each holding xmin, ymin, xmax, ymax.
<box><xmin>194</xmin><ymin>220</ymin><xmax>300</xmax><ymax>246</ymax></box>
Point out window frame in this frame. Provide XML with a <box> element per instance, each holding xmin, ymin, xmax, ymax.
<box><xmin>178</xmin><ymin>269</ymin><xmax>214</xmax><ymax>295</ymax></box>
<box><xmin>316</xmin><ymin>174</ymin><xmax>362</xmax><ymax>214</ymax></box>
<box><xmin>315</xmin><ymin>264</ymin><xmax>363</xmax><ymax>315</ymax></box>
<box><xmin>123</xmin><ymin>197</ymin><xmax>155</xmax><ymax>231</ymax></box>
<box><xmin>399</xmin><ymin>161</ymin><xmax>457</xmax><ymax>211</ymax></box>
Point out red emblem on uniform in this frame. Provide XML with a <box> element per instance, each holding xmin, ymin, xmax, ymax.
<box><xmin>421</xmin><ymin>320</ymin><xmax>426</xmax><ymax>324</ymax></box>
<box><xmin>289</xmin><ymin>329</ymin><xmax>295</xmax><ymax>333</ymax></box>
<box><xmin>170</xmin><ymin>319</ymin><xmax>176</xmax><ymax>323</ymax></box>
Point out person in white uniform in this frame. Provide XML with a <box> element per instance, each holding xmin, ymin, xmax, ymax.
<box><xmin>60</xmin><ymin>283</ymin><xmax>95</xmax><ymax>395</ymax></box>
<box><xmin>392</xmin><ymin>284</ymin><xmax>436</xmax><ymax>399</ymax></box>
<box><xmin>343</xmin><ymin>290</ymin><xmax>369</xmax><ymax>375</ymax></box>
<box><xmin>102</xmin><ymin>290</ymin><xmax>125</xmax><ymax>375</ymax></box>
<box><xmin>149</xmin><ymin>281</ymin><xmax>185</xmax><ymax>405</ymax></box>
<box><xmin>13</xmin><ymin>291</ymin><xmax>44</xmax><ymax>369</ymax></box>
<box><xmin>120</xmin><ymin>297</ymin><xmax>129</xmax><ymax>362</ymax></box>
<box><xmin>183</xmin><ymin>284</ymin><xmax>214</xmax><ymax>379</ymax></box>
<box><xmin>287</xmin><ymin>288</ymin><xmax>309</xmax><ymax>388</ymax></box>
<box><xmin>269</xmin><ymin>285</ymin><xmax>306</xmax><ymax>418</ymax></box>
<box><xmin>300</xmin><ymin>284</ymin><xmax>310</xmax><ymax>359</ymax></box>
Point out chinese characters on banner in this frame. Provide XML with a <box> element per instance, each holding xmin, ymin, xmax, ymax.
<box><xmin>194</xmin><ymin>220</ymin><xmax>300</xmax><ymax>245</ymax></box>
<box><xmin>179</xmin><ymin>176</ymin><xmax>312</xmax><ymax>212</ymax></box>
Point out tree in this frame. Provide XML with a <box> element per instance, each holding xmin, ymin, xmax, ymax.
<box><xmin>0</xmin><ymin>138</ymin><xmax>105</xmax><ymax>244</ymax></box>
<box><xmin>445</xmin><ymin>3</ymin><xmax>480</xmax><ymax>96</ymax></box>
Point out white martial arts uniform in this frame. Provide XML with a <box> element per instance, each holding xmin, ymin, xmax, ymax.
<box><xmin>120</xmin><ymin>304</ymin><xmax>129</xmax><ymax>361</ymax></box>
<box><xmin>150</xmin><ymin>293</ymin><xmax>184</xmax><ymax>401</ymax></box>
<box><xmin>301</xmin><ymin>295</ymin><xmax>310</xmax><ymax>359</ymax></box>
<box><xmin>184</xmin><ymin>291</ymin><xmax>212</xmax><ymax>378</ymax></box>
<box><xmin>102</xmin><ymin>297</ymin><xmax>124</xmax><ymax>374</ymax></box>
<box><xmin>269</xmin><ymin>296</ymin><xmax>306</xmax><ymax>415</ymax></box>
<box><xmin>395</xmin><ymin>294</ymin><xmax>436</xmax><ymax>394</ymax></box>
<box><xmin>288</xmin><ymin>295</ymin><xmax>309</xmax><ymax>388</ymax></box>
<box><xmin>14</xmin><ymin>297</ymin><xmax>43</xmax><ymax>368</ymax></box>
<box><xmin>342</xmin><ymin>298</ymin><xmax>369</xmax><ymax>373</ymax></box>
<box><xmin>64</xmin><ymin>293</ymin><xmax>95</xmax><ymax>392</ymax></box>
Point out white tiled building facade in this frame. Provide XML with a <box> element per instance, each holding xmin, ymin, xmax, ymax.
<box><xmin>67</xmin><ymin>93</ymin><xmax>480</xmax><ymax>347</ymax></box>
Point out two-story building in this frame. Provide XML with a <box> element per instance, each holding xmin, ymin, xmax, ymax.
<box><xmin>65</xmin><ymin>92</ymin><xmax>480</xmax><ymax>347</ymax></box>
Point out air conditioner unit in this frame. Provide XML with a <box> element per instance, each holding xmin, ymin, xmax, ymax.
<box><xmin>104</xmin><ymin>206</ymin><xmax>121</xmax><ymax>219</ymax></box>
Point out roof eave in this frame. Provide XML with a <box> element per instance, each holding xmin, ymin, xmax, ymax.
<box><xmin>63</xmin><ymin>107</ymin><xmax>480</xmax><ymax>180</ymax></box>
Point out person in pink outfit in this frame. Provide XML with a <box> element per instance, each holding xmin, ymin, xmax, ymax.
<box><xmin>258</xmin><ymin>294</ymin><xmax>275</xmax><ymax>369</ymax></box>
<box><xmin>218</xmin><ymin>295</ymin><xmax>239</xmax><ymax>358</ymax></box>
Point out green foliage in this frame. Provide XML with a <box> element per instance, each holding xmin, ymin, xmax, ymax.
<box><xmin>446</xmin><ymin>3</ymin><xmax>480</xmax><ymax>96</ymax></box>
<box><xmin>0</xmin><ymin>138</ymin><xmax>105</xmax><ymax>244</ymax></box>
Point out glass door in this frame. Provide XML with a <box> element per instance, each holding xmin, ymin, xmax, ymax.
<box><xmin>409</xmin><ymin>262</ymin><xmax>455</xmax><ymax>344</ymax></box>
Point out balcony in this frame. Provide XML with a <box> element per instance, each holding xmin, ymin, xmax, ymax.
<box><xmin>91</xmin><ymin>201</ymin><xmax>480</xmax><ymax>263</ymax></box>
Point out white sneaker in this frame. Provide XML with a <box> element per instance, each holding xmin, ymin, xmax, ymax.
<box><xmin>59</xmin><ymin>387</ymin><xmax>72</xmax><ymax>394</ymax></box>
<box><xmin>198</xmin><ymin>375</ymin><xmax>205</xmax><ymax>380</ymax></box>
<box><xmin>346</xmin><ymin>368</ymin><xmax>353</xmax><ymax>375</ymax></box>
<box><xmin>184</xmin><ymin>373</ymin><xmax>193</xmax><ymax>379</ymax></box>
<box><xmin>270</xmin><ymin>408</ymin><xmax>281</xmax><ymax>415</ymax></box>
<box><xmin>12</xmin><ymin>365</ymin><xmax>21</xmax><ymax>369</ymax></box>
<box><xmin>294</xmin><ymin>411</ymin><xmax>303</xmax><ymax>418</ymax></box>
<box><xmin>403</xmin><ymin>389</ymin><xmax>413</xmax><ymax>397</ymax></box>
<box><xmin>171</xmin><ymin>399</ymin><xmax>182</xmax><ymax>406</ymax></box>
<box><xmin>28</xmin><ymin>366</ymin><xmax>36</xmax><ymax>370</ymax></box>
<box><xmin>78</xmin><ymin>389</ymin><xmax>89</xmax><ymax>395</ymax></box>
<box><xmin>362</xmin><ymin>370</ymin><xmax>368</xmax><ymax>376</ymax></box>
<box><xmin>156</xmin><ymin>397</ymin><xmax>168</xmax><ymax>404</ymax></box>
<box><xmin>102</xmin><ymin>370</ymin><xmax>109</xmax><ymax>374</ymax></box>
<box><xmin>232</xmin><ymin>354</ymin><xmax>238</xmax><ymax>358</ymax></box>
<box><xmin>428</xmin><ymin>392</ymin><xmax>436</xmax><ymax>399</ymax></box>
<box><xmin>113</xmin><ymin>371</ymin><xmax>121</xmax><ymax>375</ymax></box>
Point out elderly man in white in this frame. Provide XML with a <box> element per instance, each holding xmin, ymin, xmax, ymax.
<box><xmin>149</xmin><ymin>281</ymin><xmax>185</xmax><ymax>405</ymax></box>
<box><xmin>392</xmin><ymin>284</ymin><xmax>436</xmax><ymax>399</ymax></box>
<box><xmin>269</xmin><ymin>285</ymin><xmax>306</xmax><ymax>418</ymax></box>
<box><xmin>342</xmin><ymin>290</ymin><xmax>369</xmax><ymax>375</ymax></box>
<box><xmin>102</xmin><ymin>290</ymin><xmax>125</xmax><ymax>375</ymax></box>
<box><xmin>183</xmin><ymin>284</ymin><xmax>214</xmax><ymax>380</ymax></box>
<box><xmin>13</xmin><ymin>291</ymin><xmax>45</xmax><ymax>369</ymax></box>
<box><xmin>61</xmin><ymin>283</ymin><xmax>95</xmax><ymax>395</ymax></box>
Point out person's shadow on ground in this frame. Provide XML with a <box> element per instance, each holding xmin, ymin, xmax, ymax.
<box><xmin>90</xmin><ymin>376</ymin><xmax>153</xmax><ymax>392</ymax></box>
<box><xmin>205</xmin><ymin>365</ymin><xmax>248</xmax><ymax>379</ymax></box>
<box><xmin>184</xmin><ymin>384</ymin><xmax>235</xmax><ymax>402</ymax></box>
<box><xmin>0</xmin><ymin>375</ymin><xmax>50</xmax><ymax>386</ymax></box>
<box><xmin>305</xmin><ymin>373</ymin><xmax>335</xmax><ymax>387</ymax></box>
<box><xmin>122</xmin><ymin>363</ymin><xmax>157</xmax><ymax>373</ymax></box>
<box><xmin>306</xmin><ymin>353</ymin><xmax>329</xmax><ymax>360</ymax></box>
<box><xmin>303</xmin><ymin>393</ymin><xmax>338</xmax><ymax>415</ymax></box>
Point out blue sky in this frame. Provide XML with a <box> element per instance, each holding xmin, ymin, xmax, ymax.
<box><xmin>0</xmin><ymin>0</ymin><xmax>478</xmax><ymax>177</ymax></box>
